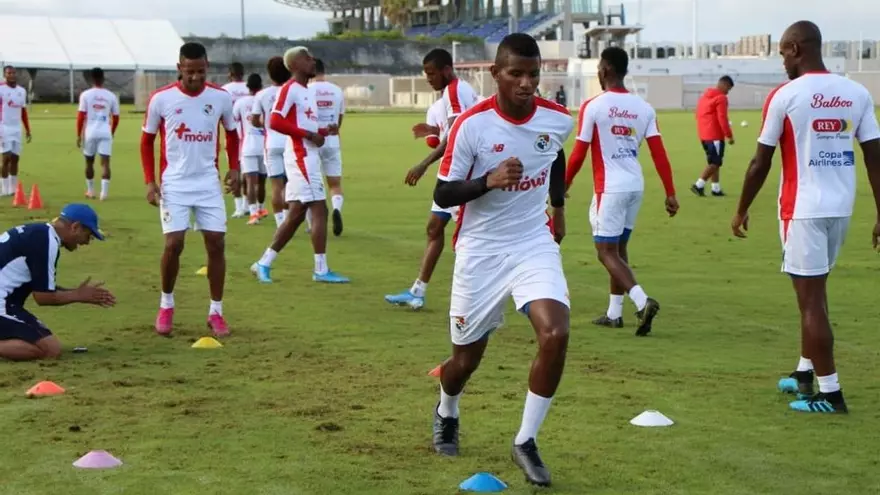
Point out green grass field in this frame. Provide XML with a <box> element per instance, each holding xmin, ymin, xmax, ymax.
<box><xmin>1</xmin><ymin>103</ymin><xmax>879</xmax><ymax>495</ymax></box>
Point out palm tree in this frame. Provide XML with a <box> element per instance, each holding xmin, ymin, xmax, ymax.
<box><xmin>381</xmin><ymin>0</ymin><xmax>414</xmax><ymax>31</ymax></box>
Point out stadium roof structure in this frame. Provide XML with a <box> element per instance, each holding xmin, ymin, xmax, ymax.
<box><xmin>274</xmin><ymin>0</ymin><xmax>380</xmax><ymax>13</ymax></box>
<box><xmin>0</xmin><ymin>15</ymin><xmax>184</xmax><ymax>71</ymax></box>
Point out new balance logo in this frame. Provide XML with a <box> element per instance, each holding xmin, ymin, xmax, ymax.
<box><xmin>174</xmin><ymin>123</ymin><xmax>214</xmax><ymax>142</ymax></box>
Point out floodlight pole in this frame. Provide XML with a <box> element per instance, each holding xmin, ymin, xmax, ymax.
<box><xmin>452</xmin><ymin>41</ymin><xmax>461</xmax><ymax>63</ymax></box>
<box><xmin>240</xmin><ymin>0</ymin><xmax>246</xmax><ymax>38</ymax></box>
<box><xmin>691</xmin><ymin>0</ymin><xmax>697</xmax><ymax>58</ymax></box>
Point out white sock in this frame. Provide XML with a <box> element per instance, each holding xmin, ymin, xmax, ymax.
<box><xmin>314</xmin><ymin>253</ymin><xmax>328</xmax><ymax>275</ymax></box>
<box><xmin>100</xmin><ymin>179</ymin><xmax>109</xmax><ymax>198</ymax></box>
<box><xmin>1</xmin><ymin>177</ymin><xmax>6</xmax><ymax>195</ymax></box>
<box><xmin>10</xmin><ymin>175</ymin><xmax>17</xmax><ymax>192</ymax></box>
<box><xmin>86</xmin><ymin>179</ymin><xmax>95</xmax><ymax>194</ymax></box>
<box><xmin>817</xmin><ymin>372</ymin><xmax>840</xmax><ymax>393</ymax></box>
<box><xmin>258</xmin><ymin>202</ymin><xmax>264</xmax><ymax>211</ymax></box>
<box><xmin>235</xmin><ymin>196</ymin><xmax>245</xmax><ymax>211</ymax></box>
<box><xmin>695</xmin><ymin>178</ymin><xmax>706</xmax><ymax>188</ymax></box>
<box><xmin>209</xmin><ymin>300</ymin><xmax>222</xmax><ymax>316</ymax></box>
<box><xmin>514</xmin><ymin>390</ymin><xmax>553</xmax><ymax>445</ymax></box>
<box><xmin>2</xmin><ymin>177</ymin><xmax>9</xmax><ymax>195</ymax></box>
<box><xmin>331</xmin><ymin>194</ymin><xmax>343</xmax><ymax>211</ymax></box>
<box><xmin>160</xmin><ymin>292</ymin><xmax>174</xmax><ymax>309</ymax></box>
<box><xmin>628</xmin><ymin>285</ymin><xmax>648</xmax><ymax>311</ymax></box>
<box><xmin>258</xmin><ymin>248</ymin><xmax>278</xmax><ymax>267</ymax></box>
<box><xmin>607</xmin><ymin>294</ymin><xmax>625</xmax><ymax>319</ymax></box>
<box><xmin>796</xmin><ymin>356</ymin><xmax>813</xmax><ymax>372</ymax></box>
<box><xmin>438</xmin><ymin>386</ymin><xmax>461</xmax><ymax>418</ymax></box>
<box><xmin>711</xmin><ymin>182</ymin><xmax>722</xmax><ymax>193</ymax></box>
<box><xmin>410</xmin><ymin>279</ymin><xmax>428</xmax><ymax>298</ymax></box>
<box><xmin>305</xmin><ymin>209</ymin><xmax>313</xmax><ymax>229</ymax></box>
<box><xmin>274</xmin><ymin>212</ymin><xmax>285</xmax><ymax>227</ymax></box>
<box><xmin>248</xmin><ymin>203</ymin><xmax>259</xmax><ymax>216</ymax></box>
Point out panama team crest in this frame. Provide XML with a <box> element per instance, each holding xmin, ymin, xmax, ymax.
<box><xmin>203</xmin><ymin>104</ymin><xmax>214</xmax><ymax>116</ymax></box>
<box><xmin>534</xmin><ymin>133</ymin><xmax>550</xmax><ymax>151</ymax></box>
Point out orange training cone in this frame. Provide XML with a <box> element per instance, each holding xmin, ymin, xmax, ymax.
<box><xmin>26</xmin><ymin>380</ymin><xmax>65</xmax><ymax>397</ymax></box>
<box><xmin>27</xmin><ymin>184</ymin><xmax>42</xmax><ymax>210</ymax></box>
<box><xmin>428</xmin><ymin>364</ymin><xmax>442</xmax><ymax>377</ymax></box>
<box><xmin>11</xmin><ymin>181</ymin><xmax>25</xmax><ymax>207</ymax></box>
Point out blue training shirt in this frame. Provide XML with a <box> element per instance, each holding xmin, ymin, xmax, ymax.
<box><xmin>0</xmin><ymin>223</ymin><xmax>60</xmax><ymax>311</ymax></box>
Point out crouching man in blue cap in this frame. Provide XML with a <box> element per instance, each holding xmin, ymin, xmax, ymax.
<box><xmin>0</xmin><ymin>203</ymin><xmax>116</xmax><ymax>360</ymax></box>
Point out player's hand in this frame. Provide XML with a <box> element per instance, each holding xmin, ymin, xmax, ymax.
<box><xmin>405</xmin><ymin>164</ymin><xmax>428</xmax><ymax>186</ymax></box>
<box><xmin>224</xmin><ymin>169</ymin><xmax>241</xmax><ymax>194</ymax></box>
<box><xmin>412</xmin><ymin>123</ymin><xmax>440</xmax><ymax>139</ymax></box>
<box><xmin>76</xmin><ymin>136</ymin><xmax>82</xmax><ymax>149</ymax></box>
<box><xmin>327</xmin><ymin>124</ymin><xmax>339</xmax><ymax>136</ymax></box>
<box><xmin>486</xmin><ymin>157</ymin><xmax>523</xmax><ymax>189</ymax></box>
<box><xmin>145</xmin><ymin>182</ymin><xmax>161</xmax><ymax>207</ymax></box>
<box><xmin>75</xmin><ymin>277</ymin><xmax>116</xmax><ymax>308</ymax></box>
<box><xmin>731</xmin><ymin>211</ymin><xmax>749</xmax><ymax>238</ymax></box>
<box><xmin>26</xmin><ymin>133</ymin><xmax>32</xmax><ymax>144</ymax></box>
<box><xmin>872</xmin><ymin>221</ymin><xmax>880</xmax><ymax>251</ymax></box>
<box><xmin>307</xmin><ymin>131</ymin><xmax>325</xmax><ymax>147</ymax></box>
<box><xmin>552</xmin><ymin>207</ymin><xmax>565</xmax><ymax>244</ymax></box>
<box><xmin>728</xmin><ymin>137</ymin><xmax>735</xmax><ymax>145</ymax></box>
<box><xmin>664</xmin><ymin>195</ymin><xmax>679</xmax><ymax>217</ymax></box>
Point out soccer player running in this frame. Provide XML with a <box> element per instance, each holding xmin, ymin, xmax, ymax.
<box><xmin>251</xmin><ymin>56</ymin><xmax>292</xmax><ymax>228</ymax></box>
<box><xmin>0</xmin><ymin>203</ymin><xmax>115</xmax><ymax>361</ymax></box>
<box><xmin>222</xmin><ymin>62</ymin><xmax>250</xmax><ymax>218</ymax></box>
<box><xmin>566</xmin><ymin>47</ymin><xmax>678</xmax><ymax>335</ymax></box>
<box><xmin>430</xmin><ymin>33</ymin><xmax>571</xmax><ymax>488</ymax></box>
<box><xmin>692</xmin><ymin>75</ymin><xmax>735</xmax><ymax>197</ymax></box>
<box><xmin>0</xmin><ymin>66</ymin><xmax>32</xmax><ymax>197</ymax></box>
<box><xmin>732</xmin><ymin>20</ymin><xmax>880</xmax><ymax>414</ymax></box>
<box><xmin>384</xmin><ymin>49</ymin><xmax>479</xmax><ymax>309</ymax></box>
<box><xmin>141</xmin><ymin>42</ymin><xmax>241</xmax><ymax>337</ymax></box>
<box><xmin>76</xmin><ymin>67</ymin><xmax>120</xmax><ymax>200</ymax></box>
<box><xmin>250</xmin><ymin>47</ymin><xmax>350</xmax><ymax>284</ymax></box>
<box><xmin>233</xmin><ymin>73</ymin><xmax>268</xmax><ymax>225</ymax></box>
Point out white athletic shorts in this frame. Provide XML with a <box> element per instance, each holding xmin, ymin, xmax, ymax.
<box><xmin>159</xmin><ymin>189</ymin><xmax>227</xmax><ymax>235</ymax></box>
<box><xmin>285</xmin><ymin>155</ymin><xmax>325</xmax><ymax>203</ymax></box>
<box><xmin>779</xmin><ymin>217</ymin><xmax>850</xmax><ymax>277</ymax></box>
<box><xmin>83</xmin><ymin>137</ymin><xmax>112</xmax><ymax>157</ymax></box>
<box><xmin>448</xmin><ymin>239</ymin><xmax>570</xmax><ymax>346</ymax></box>
<box><xmin>589</xmin><ymin>191</ymin><xmax>643</xmax><ymax>242</ymax></box>
<box><xmin>430</xmin><ymin>200</ymin><xmax>459</xmax><ymax>222</ymax></box>
<box><xmin>2</xmin><ymin>133</ymin><xmax>21</xmax><ymax>155</ymax></box>
<box><xmin>319</xmin><ymin>146</ymin><xmax>342</xmax><ymax>177</ymax></box>
<box><xmin>265</xmin><ymin>148</ymin><xmax>285</xmax><ymax>178</ymax></box>
<box><xmin>241</xmin><ymin>155</ymin><xmax>267</xmax><ymax>175</ymax></box>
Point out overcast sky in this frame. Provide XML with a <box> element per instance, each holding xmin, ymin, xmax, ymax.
<box><xmin>4</xmin><ymin>0</ymin><xmax>878</xmax><ymax>42</ymax></box>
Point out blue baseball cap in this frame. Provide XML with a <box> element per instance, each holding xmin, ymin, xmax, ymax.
<box><xmin>59</xmin><ymin>203</ymin><xmax>104</xmax><ymax>240</ymax></box>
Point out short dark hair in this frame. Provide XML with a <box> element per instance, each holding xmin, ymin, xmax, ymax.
<box><xmin>246</xmin><ymin>73</ymin><xmax>262</xmax><ymax>91</ymax></box>
<box><xmin>600</xmin><ymin>46</ymin><xmax>628</xmax><ymax>77</ymax></box>
<box><xmin>314</xmin><ymin>58</ymin><xmax>325</xmax><ymax>74</ymax></box>
<box><xmin>495</xmin><ymin>33</ymin><xmax>541</xmax><ymax>64</ymax></box>
<box><xmin>229</xmin><ymin>62</ymin><xmax>244</xmax><ymax>78</ymax></box>
<box><xmin>3</xmin><ymin>65</ymin><xmax>14</xmax><ymax>72</ymax></box>
<box><xmin>719</xmin><ymin>75</ymin><xmax>734</xmax><ymax>87</ymax></box>
<box><xmin>179</xmin><ymin>42</ymin><xmax>207</xmax><ymax>61</ymax></box>
<box><xmin>90</xmin><ymin>67</ymin><xmax>104</xmax><ymax>84</ymax></box>
<box><xmin>266</xmin><ymin>56</ymin><xmax>291</xmax><ymax>84</ymax></box>
<box><xmin>423</xmin><ymin>48</ymin><xmax>453</xmax><ymax>69</ymax></box>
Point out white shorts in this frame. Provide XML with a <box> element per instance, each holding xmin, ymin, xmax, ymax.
<box><xmin>265</xmin><ymin>148</ymin><xmax>285</xmax><ymax>178</ymax></box>
<box><xmin>780</xmin><ymin>217</ymin><xmax>850</xmax><ymax>277</ymax></box>
<box><xmin>241</xmin><ymin>155</ymin><xmax>266</xmax><ymax>175</ymax></box>
<box><xmin>319</xmin><ymin>146</ymin><xmax>342</xmax><ymax>177</ymax></box>
<box><xmin>2</xmin><ymin>136</ymin><xmax>21</xmax><ymax>155</ymax></box>
<box><xmin>159</xmin><ymin>190</ymin><xmax>227</xmax><ymax>235</ymax></box>
<box><xmin>589</xmin><ymin>191</ymin><xmax>643</xmax><ymax>242</ymax></box>
<box><xmin>448</xmin><ymin>240</ymin><xmax>569</xmax><ymax>346</ymax></box>
<box><xmin>430</xmin><ymin>200</ymin><xmax>459</xmax><ymax>222</ymax></box>
<box><xmin>83</xmin><ymin>137</ymin><xmax>112</xmax><ymax>157</ymax></box>
<box><xmin>285</xmin><ymin>155</ymin><xmax>325</xmax><ymax>203</ymax></box>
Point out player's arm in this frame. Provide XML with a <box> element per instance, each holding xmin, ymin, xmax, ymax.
<box><xmin>21</xmin><ymin>106</ymin><xmax>31</xmax><ymax>137</ymax></box>
<box><xmin>717</xmin><ymin>96</ymin><xmax>734</xmax><ymax>142</ymax></box>
<box><xmin>76</xmin><ymin>93</ymin><xmax>87</xmax><ymax>139</ymax></box>
<box><xmin>565</xmin><ymin>101</ymin><xmax>595</xmax><ymax>190</ymax></box>
<box><xmin>111</xmin><ymin>96</ymin><xmax>120</xmax><ymax>136</ymax></box>
<box><xmin>854</xmin><ymin>94</ymin><xmax>880</xmax><ymax>247</ymax></box>
<box><xmin>336</xmin><ymin>93</ymin><xmax>345</xmax><ymax>131</ymax></box>
<box><xmin>645</xmin><ymin>112</ymin><xmax>676</xmax><ymax>198</ymax></box>
<box><xmin>140</xmin><ymin>93</ymin><xmax>163</xmax><ymax>185</ymax></box>
<box><xmin>250</xmin><ymin>96</ymin><xmax>264</xmax><ymax>128</ymax></box>
<box><xmin>433</xmin><ymin>119</ymin><xmax>487</xmax><ymax>207</ymax></box>
<box><xmin>221</xmin><ymin>98</ymin><xmax>240</xmax><ymax>171</ymax></box>
<box><xmin>269</xmin><ymin>89</ymin><xmax>320</xmax><ymax>143</ymax></box>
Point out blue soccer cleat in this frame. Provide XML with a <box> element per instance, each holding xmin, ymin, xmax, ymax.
<box><xmin>778</xmin><ymin>377</ymin><xmax>799</xmax><ymax>394</ymax></box>
<box><xmin>778</xmin><ymin>370</ymin><xmax>814</xmax><ymax>399</ymax></box>
<box><xmin>250</xmin><ymin>262</ymin><xmax>273</xmax><ymax>283</ymax></box>
<box><xmin>789</xmin><ymin>392</ymin><xmax>848</xmax><ymax>414</ymax></box>
<box><xmin>313</xmin><ymin>271</ymin><xmax>350</xmax><ymax>283</ymax></box>
<box><xmin>384</xmin><ymin>290</ymin><xmax>425</xmax><ymax>310</ymax></box>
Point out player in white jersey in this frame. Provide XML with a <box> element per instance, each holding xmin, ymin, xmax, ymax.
<box><xmin>384</xmin><ymin>49</ymin><xmax>480</xmax><ymax>309</ymax></box>
<box><xmin>250</xmin><ymin>56</ymin><xmax>292</xmax><ymax>228</ymax></box>
<box><xmin>141</xmin><ymin>42</ymin><xmax>241</xmax><ymax>338</ymax></box>
<box><xmin>76</xmin><ymin>68</ymin><xmax>120</xmax><ymax>201</ymax></box>
<box><xmin>430</xmin><ymin>34</ymin><xmax>571</xmax><ymax>488</ymax></box>
<box><xmin>0</xmin><ymin>66</ymin><xmax>32</xmax><ymax>197</ymax></box>
<box><xmin>222</xmin><ymin>62</ymin><xmax>250</xmax><ymax>218</ymax></box>
<box><xmin>250</xmin><ymin>46</ymin><xmax>350</xmax><ymax>284</ymax></box>
<box><xmin>233</xmin><ymin>74</ymin><xmax>269</xmax><ymax>225</ymax></box>
<box><xmin>566</xmin><ymin>47</ymin><xmax>679</xmax><ymax>336</ymax></box>
<box><xmin>732</xmin><ymin>21</ymin><xmax>880</xmax><ymax>414</ymax></box>
<box><xmin>423</xmin><ymin>98</ymin><xmax>447</xmax><ymax>149</ymax></box>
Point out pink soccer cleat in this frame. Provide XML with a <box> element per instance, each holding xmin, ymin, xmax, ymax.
<box><xmin>155</xmin><ymin>308</ymin><xmax>174</xmax><ymax>336</ymax></box>
<box><xmin>207</xmin><ymin>313</ymin><xmax>230</xmax><ymax>337</ymax></box>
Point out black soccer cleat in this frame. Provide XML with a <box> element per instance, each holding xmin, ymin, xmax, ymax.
<box><xmin>690</xmin><ymin>184</ymin><xmax>705</xmax><ymax>197</ymax></box>
<box><xmin>512</xmin><ymin>438</ymin><xmax>551</xmax><ymax>487</ymax></box>
<box><xmin>634</xmin><ymin>298</ymin><xmax>660</xmax><ymax>336</ymax></box>
<box><xmin>711</xmin><ymin>190</ymin><xmax>726</xmax><ymax>197</ymax></box>
<box><xmin>432</xmin><ymin>405</ymin><xmax>459</xmax><ymax>456</ymax></box>
<box><xmin>592</xmin><ymin>314</ymin><xmax>624</xmax><ymax>328</ymax></box>
<box><xmin>790</xmin><ymin>391</ymin><xmax>849</xmax><ymax>414</ymax></box>
<box><xmin>332</xmin><ymin>209</ymin><xmax>343</xmax><ymax>236</ymax></box>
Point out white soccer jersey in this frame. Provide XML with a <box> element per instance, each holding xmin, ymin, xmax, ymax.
<box><xmin>310</xmin><ymin>80</ymin><xmax>345</xmax><ymax>148</ymax></box>
<box><xmin>233</xmin><ymin>95</ymin><xmax>264</xmax><ymax>157</ymax></box>
<box><xmin>272</xmin><ymin>80</ymin><xmax>320</xmax><ymax>163</ymax></box>
<box><xmin>443</xmin><ymin>78</ymin><xmax>480</xmax><ymax>122</ymax></box>
<box><xmin>758</xmin><ymin>72</ymin><xmax>880</xmax><ymax>220</ymax></box>
<box><xmin>222</xmin><ymin>81</ymin><xmax>249</xmax><ymax>105</ymax></box>
<box><xmin>0</xmin><ymin>84</ymin><xmax>27</xmax><ymax>131</ymax></box>
<box><xmin>252</xmin><ymin>85</ymin><xmax>286</xmax><ymax>151</ymax></box>
<box><xmin>438</xmin><ymin>96</ymin><xmax>573</xmax><ymax>254</ymax></box>
<box><xmin>142</xmin><ymin>82</ymin><xmax>236</xmax><ymax>194</ymax></box>
<box><xmin>576</xmin><ymin>88</ymin><xmax>661</xmax><ymax>194</ymax></box>
<box><xmin>427</xmin><ymin>98</ymin><xmax>449</xmax><ymax>140</ymax></box>
<box><xmin>77</xmin><ymin>87</ymin><xmax>119</xmax><ymax>140</ymax></box>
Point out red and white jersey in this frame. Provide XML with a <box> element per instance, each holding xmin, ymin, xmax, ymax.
<box><xmin>222</xmin><ymin>81</ymin><xmax>249</xmax><ymax>105</ymax></box>
<box><xmin>272</xmin><ymin>80</ymin><xmax>320</xmax><ymax>162</ymax></box>
<box><xmin>443</xmin><ymin>78</ymin><xmax>480</xmax><ymax>122</ymax></box>
<box><xmin>759</xmin><ymin>72</ymin><xmax>880</xmax><ymax>220</ymax></box>
<box><xmin>252</xmin><ymin>85</ymin><xmax>285</xmax><ymax>151</ymax></box>
<box><xmin>427</xmin><ymin>98</ymin><xmax>449</xmax><ymax>140</ymax></box>
<box><xmin>0</xmin><ymin>84</ymin><xmax>27</xmax><ymax>131</ymax></box>
<box><xmin>233</xmin><ymin>94</ymin><xmax>264</xmax><ymax>157</ymax></box>
<box><xmin>77</xmin><ymin>87</ymin><xmax>119</xmax><ymax>140</ymax></box>
<box><xmin>439</xmin><ymin>96</ymin><xmax>573</xmax><ymax>254</ymax></box>
<box><xmin>576</xmin><ymin>88</ymin><xmax>660</xmax><ymax>194</ymax></box>
<box><xmin>310</xmin><ymin>80</ymin><xmax>345</xmax><ymax>148</ymax></box>
<box><xmin>142</xmin><ymin>82</ymin><xmax>236</xmax><ymax>194</ymax></box>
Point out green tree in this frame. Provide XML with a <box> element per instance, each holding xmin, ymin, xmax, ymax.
<box><xmin>381</xmin><ymin>0</ymin><xmax>415</xmax><ymax>30</ymax></box>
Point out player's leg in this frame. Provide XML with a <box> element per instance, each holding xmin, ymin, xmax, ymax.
<box><xmin>194</xmin><ymin>192</ymin><xmax>230</xmax><ymax>336</ymax></box>
<box><xmin>241</xmin><ymin>155</ymin><xmax>260</xmax><ymax>224</ymax></box>
<box><xmin>692</xmin><ymin>141</ymin><xmax>720</xmax><ymax>197</ymax></box>
<box><xmin>99</xmin><ymin>139</ymin><xmax>112</xmax><ymax>200</ymax></box>
<box><xmin>385</xmin><ymin>206</ymin><xmax>453</xmax><ymax>309</ymax></box>
<box><xmin>322</xmin><ymin>147</ymin><xmax>345</xmax><ymax>236</ymax></box>
<box><xmin>709</xmin><ymin>141</ymin><xmax>725</xmax><ymax>196</ymax></box>
<box><xmin>251</xmin><ymin>199</ymin><xmax>307</xmax><ymax>283</ymax></box>
<box><xmin>0</xmin><ymin>312</ymin><xmax>61</xmax><ymax>361</ymax></box>
<box><xmin>8</xmin><ymin>145</ymin><xmax>20</xmax><ymax>195</ymax></box>
<box><xmin>593</xmin><ymin>236</ymin><xmax>629</xmax><ymax>328</ymax></box>
<box><xmin>266</xmin><ymin>149</ymin><xmax>288</xmax><ymax>227</ymax></box>
<box><xmin>155</xmin><ymin>198</ymin><xmax>191</xmax><ymax>336</ymax></box>
<box><xmin>257</xmin><ymin>167</ymin><xmax>268</xmax><ymax>218</ymax></box>
<box><xmin>83</xmin><ymin>139</ymin><xmax>97</xmax><ymax>198</ymax></box>
<box><xmin>0</xmin><ymin>149</ymin><xmax>11</xmax><ymax>196</ymax></box>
